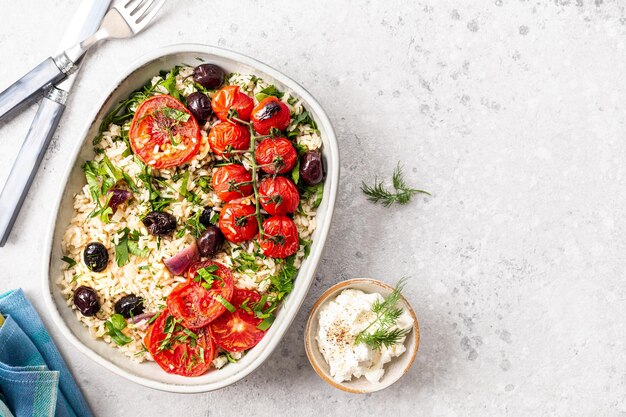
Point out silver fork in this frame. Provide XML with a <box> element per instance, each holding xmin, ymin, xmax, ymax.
<box><xmin>0</xmin><ymin>0</ymin><xmax>166</xmax><ymax>121</ymax></box>
<box><xmin>64</xmin><ymin>0</ymin><xmax>166</xmax><ymax>64</ymax></box>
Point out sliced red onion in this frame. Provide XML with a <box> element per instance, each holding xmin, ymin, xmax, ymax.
<box><xmin>129</xmin><ymin>311</ymin><xmax>156</xmax><ymax>324</ymax></box>
<box><xmin>163</xmin><ymin>241</ymin><xmax>200</xmax><ymax>276</ymax></box>
<box><xmin>107</xmin><ymin>188</ymin><xmax>132</xmax><ymax>212</ymax></box>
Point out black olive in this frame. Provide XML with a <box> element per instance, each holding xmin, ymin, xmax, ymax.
<box><xmin>256</xmin><ymin>101</ymin><xmax>282</xmax><ymax>121</ymax></box>
<box><xmin>73</xmin><ymin>286</ymin><xmax>100</xmax><ymax>316</ymax></box>
<box><xmin>142</xmin><ymin>211</ymin><xmax>177</xmax><ymax>236</ymax></box>
<box><xmin>199</xmin><ymin>206</ymin><xmax>215</xmax><ymax>227</ymax></box>
<box><xmin>299</xmin><ymin>151</ymin><xmax>324</xmax><ymax>185</ymax></box>
<box><xmin>193</xmin><ymin>64</ymin><xmax>224</xmax><ymax>89</ymax></box>
<box><xmin>83</xmin><ymin>242</ymin><xmax>109</xmax><ymax>272</ymax></box>
<box><xmin>197</xmin><ymin>226</ymin><xmax>224</xmax><ymax>257</ymax></box>
<box><xmin>114</xmin><ymin>294</ymin><xmax>145</xmax><ymax>319</ymax></box>
<box><xmin>186</xmin><ymin>92</ymin><xmax>212</xmax><ymax>125</ymax></box>
<box><xmin>106</xmin><ymin>188</ymin><xmax>132</xmax><ymax>212</ymax></box>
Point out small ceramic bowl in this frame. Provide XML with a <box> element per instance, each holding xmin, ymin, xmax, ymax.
<box><xmin>304</xmin><ymin>278</ymin><xmax>419</xmax><ymax>394</ymax></box>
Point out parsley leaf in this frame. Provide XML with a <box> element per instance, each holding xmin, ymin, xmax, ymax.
<box><xmin>82</xmin><ymin>161</ymin><xmax>101</xmax><ymax>202</ymax></box>
<box><xmin>291</xmin><ymin>158</ymin><xmax>300</xmax><ymax>184</ymax></box>
<box><xmin>178</xmin><ymin>209</ymin><xmax>206</xmax><ymax>238</ymax></box>
<box><xmin>160</xmin><ymin>69</ymin><xmax>180</xmax><ymax>100</ymax></box>
<box><xmin>255</xmin><ymin>85</ymin><xmax>284</xmax><ymax>102</ymax></box>
<box><xmin>257</xmin><ymin>316</ymin><xmax>274</xmax><ymax>331</ymax></box>
<box><xmin>137</xmin><ymin>162</ymin><xmax>175</xmax><ymax>212</ymax></box>
<box><xmin>303</xmin><ymin>183</ymin><xmax>324</xmax><ymax>209</ymax></box>
<box><xmin>299</xmin><ymin>237</ymin><xmax>312</xmax><ymax>258</ymax></box>
<box><xmin>178</xmin><ymin>170</ymin><xmax>202</xmax><ymax>204</ymax></box>
<box><xmin>114</xmin><ymin>235</ymin><xmax>130</xmax><ymax>267</ymax></box>
<box><xmin>114</xmin><ymin>228</ymin><xmax>149</xmax><ymax>266</ymax></box>
<box><xmin>269</xmin><ymin>256</ymin><xmax>297</xmax><ymax>301</ymax></box>
<box><xmin>196</xmin><ymin>176</ymin><xmax>213</xmax><ymax>193</ymax></box>
<box><xmin>216</xmin><ymin>295</ymin><xmax>236</xmax><ymax>313</ymax></box>
<box><xmin>162</xmin><ymin>106</ymin><xmax>190</xmax><ymax>122</ymax></box>
<box><xmin>192</xmin><ymin>265</ymin><xmax>219</xmax><ymax>290</ymax></box>
<box><xmin>291</xmin><ymin>111</ymin><xmax>317</xmax><ymax>129</ymax></box>
<box><xmin>104</xmin><ymin>313</ymin><xmax>132</xmax><ymax>346</ymax></box>
<box><xmin>233</xmin><ymin>252</ymin><xmax>261</xmax><ymax>273</ymax></box>
<box><xmin>61</xmin><ymin>256</ymin><xmax>76</xmax><ymax>269</ymax></box>
<box><xmin>82</xmin><ymin>156</ymin><xmax>127</xmax><ymax>212</ymax></box>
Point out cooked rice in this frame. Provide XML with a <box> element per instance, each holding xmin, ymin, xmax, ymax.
<box><xmin>59</xmin><ymin>68</ymin><xmax>323</xmax><ymax>364</ymax></box>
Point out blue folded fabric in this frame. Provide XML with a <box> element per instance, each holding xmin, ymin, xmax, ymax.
<box><xmin>0</xmin><ymin>289</ymin><xmax>93</xmax><ymax>417</ymax></box>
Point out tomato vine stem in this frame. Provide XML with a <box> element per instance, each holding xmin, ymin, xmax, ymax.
<box><xmin>227</xmin><ymin>115</ymin><xmax>264</xmax><ymax>238</ymax></box>
<box><xmin>247</xmin><ymin>124</ymin><xmax>265</xmax><ymax>238</ymax></box>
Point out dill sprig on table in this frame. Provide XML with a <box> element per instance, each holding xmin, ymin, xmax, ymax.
<box><xmin>355</xmin><ymin>278</ymin><xmax>410</xmax><ymax>350</ymax></box>
<box><xmin>361</xmin><ymin>163</ymin><xmax>430</xmax><ymax>207</ymax></box>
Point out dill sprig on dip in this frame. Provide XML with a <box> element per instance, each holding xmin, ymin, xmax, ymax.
<box><xmin>361</xmin><ymin>162</ymin><xmax>430</xmax><ymax>207</ymax></box>
<box><xmin>355</xmin><ymin>278</ymin><xmax>411</xmax><ymax>350</ymax></box>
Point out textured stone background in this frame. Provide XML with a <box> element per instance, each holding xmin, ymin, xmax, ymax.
<box><xmin>1</xmin><ymin>0</ymin><xmax>625</xmax><ymax>415</ymax></box>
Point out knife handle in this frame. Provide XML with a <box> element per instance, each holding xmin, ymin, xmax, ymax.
<box><xmin>0</xmin><ymin>88</ymin><xmax>67</xmax><ymax>247</ymax></box>
<box><xmin>0</xmin><ymin>57</ymin><xmax>70</xmax><ymax>122</ymax></box>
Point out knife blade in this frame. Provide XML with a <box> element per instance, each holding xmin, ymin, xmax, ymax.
<box><xmin>0</xmin><ymin>0</ymin><xmax>111</xmax><ymax>247</ymax></box>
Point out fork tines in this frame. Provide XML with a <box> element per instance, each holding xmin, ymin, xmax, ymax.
<box><xmin>116</xmin><ymin>0</ymin><xmax>165</xmax><ymax>30</ymax></box>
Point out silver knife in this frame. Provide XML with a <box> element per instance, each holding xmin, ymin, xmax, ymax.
<box><xmin>0</xmin><ymin>0</ymin><xmax>111</xmax><ymax>247</ymax></box>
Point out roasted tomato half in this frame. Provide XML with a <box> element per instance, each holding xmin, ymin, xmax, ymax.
<box><xmin>210</xmin><ymin>289</ymin><xmax>267</xmax><ymax>352</ymax></box>
<box><xmin>211</xmin><ymin>164</ymin><xmax>253</xmax><ymax>202</ymax></box>
<box><xmin>251</xmin><ymin>97</ymin><xmax>291</xmax><ymax>135</ymax></box>
<box><xmin>255</xmin><ymin>137</ymin><xmax>297</xmax><ymax>175</ymax></box>
<box><xmin>258</xmin><ymin>176</ymin><xmax>300</xmax><ymax>215</ymax></box>
<box><xmin>211</xmin><ymin>85</ymin><xmax>254</xmax><ymax>121</ymax></box>
<box><xmin>166</xmin><ymin>261</ymin><xmax>234</xmax><ymax>329</ymax></box>
<box><xmin>144</xmin><ymin>309</ymin><xmax>216</xmax><ymax>377</ymax></box>
<box><xmin>129</xmin><ymin>95</ymin><xmax>202</xmax><ymax>169</ymax></box>
<box><xmin>259</xmin><ymin>215</ymin><xmax>299</xmax><ymax>258</ymax></box>
<box><xmin>207</xmin><ymin>121</ymin><xmax>250</xmax><ymax>158</ymax></box>
<box><xmin>218</xmin><ymin>203</ymin><xmax>259</xmax><ymax>243</ymax></box>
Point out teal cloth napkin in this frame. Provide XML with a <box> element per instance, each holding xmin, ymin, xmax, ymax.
<box><xmin>0</xmin><ymin>289</ymin><xmax>93</xmax><ymax>417</ymax></box>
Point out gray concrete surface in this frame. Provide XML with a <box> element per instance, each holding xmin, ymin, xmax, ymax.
<box><xmin>1</xmin><ymin>0</ymin><xmax>625</xmax><ymax>415</ymax></box>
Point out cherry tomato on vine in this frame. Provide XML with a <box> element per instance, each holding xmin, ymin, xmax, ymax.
<box><xmin>211</xmin><ymin>164</ymin><xmax>253</xmax><ymax>202</ymax></box>
<box><xmin>259</xmin><ymin>215</ymin><xmax>299</xmax><ymax>258</ymax></box>
<box><xmin>144</xmin><ymin>309</ymin><xmax>216</xmax><ymax>376</ymax></box>
<box><xmin>129</xmin><ymin>95</ymin><xmax>202</xmax><ymax>169</ymax></box>
<box><xmin>218</xmin><ymin>202</ymin><xmax>259</xmax><ymax>243</ymax></box>
<box><xmin>251</xmin><ymin>96</ymin><xmax>291</xmax><ymax>135</ymax></box>
<box><xmin>208</xmin><ymin>121</ymin><xmax>250</xmax><ymax>158</ymax></box>
<box><xmin>258</xmin><ymin>176</ymin><xmax>300</xmax><ymax>215</ymax></box>
<box><xmin>166</xmin><ymin>261</ymin><xmax>234</xmax><ymax>329</ymax></box>
<box><xmin>210</xmin><ymin>289</ymin><xmax>268</xmax><ymax>352</ymax></box>
<box><xmin>211</xmin><ymin>85</ymin><xmax>254</xmax><ymax>121</ymax></box>
<box><xmin>255</xmin><ymin>137</ymin><xmax>297</xmax><ymax>175</ymax></box>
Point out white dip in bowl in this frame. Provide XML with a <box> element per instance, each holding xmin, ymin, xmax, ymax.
<box><xmin>316</xmin><ymin>288</ymin><xmax>414</xmax><ymax>383</ymax></box>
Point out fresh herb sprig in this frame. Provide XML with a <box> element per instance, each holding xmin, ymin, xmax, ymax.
<box><xmin>192</xmin><ymin>265</ymin><xmax>220</xmax><ymax>290</ymax></box>
<box><xmin>104</xmin><ymin>314</ymin><xmax>132</xmax><ymax>346</ymax></box>
<box><xmin>255</xmin><ymin>85</ymin><xmax>284</xmax><ymax>102</ymax></box>
<box><xmin>176</xmin><ymin>209</ymin><xmax>206</xmax><ymax>238</ymax></box>
<box><xmin>269</xmin><ymin>256</ymin><xmax>297</xmax><ymax>301</ymax></box>
<box><xmin>114</xmin><ymin>228</ymin><xmax>150</xmax><ymax>266</ymax></box>
<box><xmin>355</xmin><ymin>278</ymin><xmax>410</xmax><ymax>350</ymax></box>
<box><xmin>61</xmin><ymin>256</ymin><xmax>77</xmax><ymax>269</ymax></box>
<box><xmin>361</xmin><ymin>163</ymin><xmax>430</xmax><ymax>207</ymax></box>
<box><xmin>225</xmin><ymin>112</ymin><xmax>265</xmax><ymax>237</ymax></box>
<box><xmin>216</xmin><ymin>295</ymin><xmax>236</xmax><ymax>313</ymax></box>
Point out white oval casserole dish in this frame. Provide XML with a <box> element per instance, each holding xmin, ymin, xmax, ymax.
<box><xmin>42</xmin><ymin>44</ymin><xmax>339</xmax><ymax>393</ymax></box>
